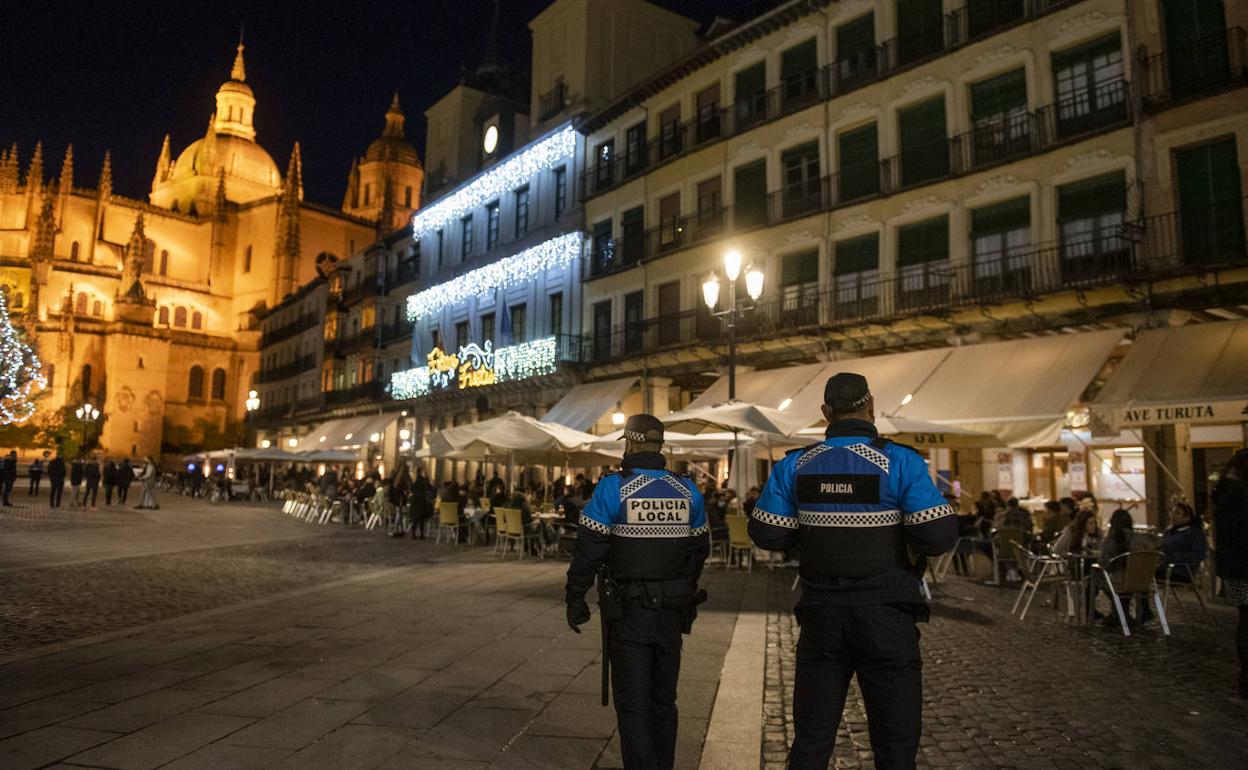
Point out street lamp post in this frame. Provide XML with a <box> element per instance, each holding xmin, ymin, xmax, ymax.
<box><xmin>74</xmin><ymin>402</ymin><xmax>100</xmax><ymax>452</ymax></box>
<box><xmin>702</xmin><ymin>249</ymin><xmax>765</xmax><ymax>400</ymax></box>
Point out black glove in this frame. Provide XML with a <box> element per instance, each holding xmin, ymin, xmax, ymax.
<box><xmin>567</xmin><ymin>600</ymin><xmax>590</xmax><ymax>633</ymax></box>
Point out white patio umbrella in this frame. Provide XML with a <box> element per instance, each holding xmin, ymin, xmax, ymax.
<box><xmin>790</xmin><ymin>416</ymin><xmax>998</xmax><ymax>448</ymax></box>
<box><xmin>587</xmin><ymin>429</ymin><xmax>755</xmax><ymax>461</ymax></box>
<box><xmin>659</xmin><ymin>401</ymin><xmax>795</xmax><ymax>496</ymax></box>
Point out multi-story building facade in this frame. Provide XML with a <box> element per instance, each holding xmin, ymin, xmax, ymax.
<box><xmin>574</xmin><ymin>0</ymin><xmax>1248</xmax><ymax>522</ymax></box>
<box><xmin>0</xmin><ymin>43</ymin><xmax>419</xmax><ymax>458</ymax></box>
<box><xmin>253</xmin><ymin>0</ymin><xmax>704</xmax><ymax>476</ymax></box>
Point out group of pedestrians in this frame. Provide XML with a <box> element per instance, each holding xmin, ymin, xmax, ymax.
<box><xmin>0</xmin><ymin>449</ymin><xmax>161</xmax><ymax>510</ymax></box>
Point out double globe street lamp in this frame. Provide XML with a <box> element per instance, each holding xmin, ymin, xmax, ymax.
<box><xmin>702</xmin><ymin>249</ymin><xmax>765</xmax><ymax>400</ymax></box>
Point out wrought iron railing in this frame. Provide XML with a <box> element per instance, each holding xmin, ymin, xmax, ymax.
<box><xmin>1139</xmin><ymin>27</ymin><xmax>1248</xmax><ymax>110</ymax></box>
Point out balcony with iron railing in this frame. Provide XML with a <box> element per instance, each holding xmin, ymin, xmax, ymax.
<box><xmin>585</xmin><ymin>83</ymin><xmax>1131</xmax><ymax>281</ymax></box>
<box><xmin>584</xmin><ymin>202</ymin><xmax>1247</xmax><ymax>364</ymax></box>
<box><xmin>538</xmin><ymin>80</ymin><xmax>568</xmax><ymax>122</ymax></box>
<box><xmin>261</xmin><ymin>313</ymin><xmax>320</xmax><ymax>347</ymax></box>
<box><xmin>1139</xmin><ymin>26</ymin><xmax>1248</xmax><ymax>110</ymax></box>
<box><xmin>256</xmin><ymin>354</ymin><xmax>318</xmax><ymax>384</ymax></box>
<box><xmin>580</xmin><ymin>0</ymin><xmax>1082</xmax><ymax>202</ymax></box>
<box><xmin>324</xmin><ymin>380</ymin><xmax>386</xmax><ymax>407</ymax></box>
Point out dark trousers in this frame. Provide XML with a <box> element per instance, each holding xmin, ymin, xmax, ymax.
<box><xmin>29</xmin><ymin>472</ymin><xmax>41</xmax><ymax>495</ymax></box>
<box><xmin>49</xmin><ymin>480</ymin><xmax>63</xmax><ymax>507</ymax></box>
<box><xmin>104</xmin><ymin>483</ymin><xmax>114</xmax><ymax>505</ymax></box>
<box><xmin>117</xmin><ymin>484</ymin><xmax>130</xmax><ymax>504</ymax></box>
<box><xmin>789</xmin><ymin>604</ymin><xmax>923</xmax><ymax>770</ymax></box>
<box><xmin>1238</xmin><ymin>605</ymin><xmax>1248</xmax><ymax>695</ymax></box>
<box><xmin>2</xmin><ymin>478</ymin><xmax>13</xmax><ymax>505</ymax></box>
<box><xmin>84</xmin><ymin>482</ymin><xmax>98</xmax><ymax>507</ymax></box>
<box><xmin>609</xmin><ymin>605</ymin><xmax>684</xmax><ymax>770</ymax></box>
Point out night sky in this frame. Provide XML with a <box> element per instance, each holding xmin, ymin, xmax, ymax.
<box><xmin>1</xmin><ymin>0</ymin><xmax>770</xmax><ymax>207</ymax></box>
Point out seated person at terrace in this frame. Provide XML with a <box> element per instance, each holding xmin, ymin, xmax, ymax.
<box><xmin>1159</xmin><ymin>502</ymin><xmax>1207</xmax><ymax>581</ymax></box>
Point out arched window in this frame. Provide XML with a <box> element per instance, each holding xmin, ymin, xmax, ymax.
<box><xmin>75</xmin><ymin>292</ymin><xmax>88</xmax><ymax>315</ymax></box>
<box><xmin>159</xmin><ymin>250</ymin><xmax>168</xmax><ymax>276</ymax></box>
<box><xmin>188</xmin><ymin>365</ymin><xmax>204</xmax><ymax>399</ymax></box>
<box><xmin>174</xmin><ymin>307</ymin><xmax>187</xmax><ymax>327</ymax></box>
<box><xmin>191</xmin><ymin>311</ymin><xmax>203</xmax><ymax>330</ymax></box>
<box><xmin>92</xmin><ymin>300</ymin><xmax>102</xmax><ymax>317</ymax></box>
<box><xmin>81</xmin><ymin>364</ymin><xmax>92</xmax><ymax>401</ymax></box>
<box><xmin>210</xmin><ymin>368</ymin><xmax>226</xmax><ymax>400</ymax></box>
<box><xmin>12</xmin><ymin>291</ymin><xmax>23</xmax><ymax>309</ymax></box>
<box><xmin>70</xmin><ymin>241</ymin><xmax>80</xmax><ymax>261</ymax></box>
<box><xmin>158</xmin><ymin>306</ymin><xmax>169</xmax><ymax>325</ymax></box>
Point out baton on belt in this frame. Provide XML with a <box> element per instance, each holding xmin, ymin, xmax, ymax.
<box><xmin>596</xmin><ymin>566</ymin><xmax>616</xmax><ymax>707</ymax></box>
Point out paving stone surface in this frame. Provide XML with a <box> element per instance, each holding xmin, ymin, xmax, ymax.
<box><xmin>763</xmin><ymin>565</ymin><xmax>1248</xmax><ymax>769</ymax></box>
<box><xmin>0</xmin><ymin>497</ymin><xmax>749</xmax><ymax>768</ymax></box>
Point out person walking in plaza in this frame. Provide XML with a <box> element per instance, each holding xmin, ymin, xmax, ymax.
<box><xmin>82</xmin><ymin>455</ymin><xmax>101</xmax><ymax>511</ymax></box>
<box><xmin>748</xmin><ymin>373</ymin><xmax>958</xmax><ymax>770</ymax></box>
<box><xmin>102</xmin><ymin>459</ymin><xmax>118</xmax><ymax>506</ymax></box>
<box><xmin>412</xmin><ymin>466</ymin><xmax>432</xmax><ymax>539</ymax></box>
<box><xmin>69</xmin><ymin>454</ymin><xmax>84</xmax><ymax>506</ymax></box>
<box><xmin>136</xmin><ymin>456</ymin><xmax>159</xmax><ymax>510</ymax></box>
<box><xmin>29</xmin><ymin>450</ymin><xmax>47</xmax><ymax>497</ymax></box>
<box><xmin>1212</xmin><ymin>449</ymin><xmax>1248</xmax><ymax>700</ymax></box>
<box><xmin>47</xmin><ymin>451</ymin><xmax>66</xmax><ymax>508</ymax></box>
<box><xmin>1</xmin><ymin>450</ymin><xmax>17</xmax><ymax>506</ymax></box>
<box><xmin>116</xmin><ymin>458</ymin><xmax>134</xmax><ymax>504</ymax></box>
<box><xmin>565</xmin><ymin>414</ymin><xmax>709</xmax><ymax>770</ymax></box>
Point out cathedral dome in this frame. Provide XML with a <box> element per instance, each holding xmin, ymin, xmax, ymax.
<box><xmin>364</xmin><ymin>94</ymin><xmax>421</xmax><ymax>167</ymax></box>
<box><xmin>171</xmin><ymin>133</ymin><xmax>281</xmax><ymax>193</ymax></box>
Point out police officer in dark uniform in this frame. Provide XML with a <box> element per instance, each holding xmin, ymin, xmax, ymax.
<box><xmin>565</xmin><ymin>414</ymin><xmax>710</xmax><ymax>770</ymax></box>
<box><xmin>749</xmin><ymin>373</ymin><xmax>957</xmax><ymax>770</ymax></box>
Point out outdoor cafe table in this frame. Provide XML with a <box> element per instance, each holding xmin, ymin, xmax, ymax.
<box><xmin>1062</xmin><ymin>550</ymin><xmax>1099</xmax><ymax>624</ymax></box>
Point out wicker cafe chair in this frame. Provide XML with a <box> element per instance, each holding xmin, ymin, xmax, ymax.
<box><xmin>991</xmin><ymin>527</ymin><xmax>1027</xmax><ymax>584</ymax></box>
<box><xmin>1100</xmin><ymin>550</ymin><xmax>1169</xmax><ymax>637</ymax></box>
<box><xmin>1009</xmin><ymin>540</ymin><xmax>1068</xmax><ymax>620</ymax></box>
<box><xmin>1162</xmin><ymin>562</ymin><xmax>1211</xmax><ymax>622</ymax></box>
<box><xmin>435</xmin><ymin>500</ymin><xmax>461</xmax><ymax>545</ymax></box>
<box><xmin>725</xmin><ymin>515</ymin><xmax>753</xmax><ymax>572</ymax></box>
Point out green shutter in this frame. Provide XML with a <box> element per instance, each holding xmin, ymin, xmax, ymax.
<box><xmin>837</xmin><ymin>13</ymin><xmax>875</xmax><ymax>59</ymax></box>
<box><xmin>781</xmin><ymin>39</ymin><xmax>818</xmax><ymax>79</ymax></box>
<box><xmin>734</xmin><ymin>160</ymin><xmax>768</xmax><ymax>227</ymax></box>
<box><xmin>971</xmin><ymin>197</ymin><xmax>1030</xmax><ymax>235</ymax></box>
<box><xmin>782</xmin><ymin>249</ymin><xmax>819</xmax><ymax>286</ymax></box>
<box><xmin>970</xmin><ymin>69</ymin><xmax>1027</xmax><ymax>121</ymax></box>
<box><xmin>622</xmin><ymin>206</ymin><xmax>644</xmax><ymax>229</ymax></box>
<box><xmin>900</xmin><ymin>97</ymin><xmax>946</xmax><ymax>149</ymax></box>
<box><xmin>1052</xmin><ymin>33</ymin><xmax>1121</xmax><ymax>72</ymax></box>
<box><xmin>1057</xmin><ymin>172</ymin><xmax>1126</xmax><ymax>220</ymax></box>
<box><xmin>593</xmin><ymin>219</ymin><xmax>613</xmax><ymax>239</ymax></box>
<box><xmin>1164</xmin><ymin>0</ymin><xmax>1227</xmax><ymax>47</ymax></box>
<box><xmin>1177</xmin><ymin>138</ymin><xmax>1240</xmax><ymax>207</ymax></box>
<box><xmin>835</xmin><ymin>233</ymin><xmax>879</xmax><ymax>275</ymax></box>
<box><xmin>736</xmin><ymin>63</ymin><xmax>765</xmax><ymax>97</ymax></box>
<box><xmin>839</xmin><ymin>124</ymin><xmax>877</xmax><ymax>168</ymax></box>
<box><xmin>897</xmin><ymin>216</ymin><xmax>949</xmax><ymax>267</ymax></box>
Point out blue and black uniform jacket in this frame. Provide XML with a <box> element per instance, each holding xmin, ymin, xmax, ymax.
<box><xmin>565</xmin><ymin>452</ymin><xmax>710</xmax><ymax>606</ymax></box>
<box><xmin>749</xmin><ymin>419</ymin><xmax>958</xmax><ymax>607</ymax></box>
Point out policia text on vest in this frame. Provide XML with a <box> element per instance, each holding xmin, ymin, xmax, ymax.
<box><xmin>565</xmin><ymin>435</ymin><xmax>709</xmax><ymax>770</ymax></box>
<box><xmin>749</xmin><ymin>373</ymin><xmax>958</xmax><ymax>770</ymax></box>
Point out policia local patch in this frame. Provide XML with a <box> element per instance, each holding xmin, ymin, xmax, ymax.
<box><xmin>626</xmin><ymin>498</ymin><xmax>691</xmax><ymax>524</ymax></box>
<box><xmin>795</xmin><ymin>474</ymin><xmax>880</xmax><ymax>504</ymax></box>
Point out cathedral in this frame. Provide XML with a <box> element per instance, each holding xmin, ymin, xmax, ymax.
<box><xmin>0</xmin><ymin>43</ymin><xmax>423</xmax><ymax>458</ymax></box>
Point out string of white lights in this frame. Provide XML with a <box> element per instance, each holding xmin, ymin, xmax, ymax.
<box><xmin>0</xmin><ymin>288</ymin><xmax>47</xmax><ymax>425</ymax></box>
<box><xmin>411</xmin><ymin>125</ymin><xmax>577</xmax><ymax>241</ymax></box>
<box><xmin>388</xmin><ymin>335</ymin><xmax>560</xmax><ymax>400</ymax></box>
<box><xmin>405</xmin><ymin>233</ymin><xmax>583</xmax><ymax>323</ymax></box>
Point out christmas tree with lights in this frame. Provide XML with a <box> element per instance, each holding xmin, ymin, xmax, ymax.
<box><xmin>0</xmin><ymin>287</ymin><xmax>46</xmax><ymax>425</ymax></box>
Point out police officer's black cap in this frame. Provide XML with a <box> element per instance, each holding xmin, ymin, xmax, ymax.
<box><xmin>620</xmin><ymin>414</ymin><xmax>665</xmax><ymax>444</ymax></box>
<box><xmin>824</xmin><ymin>372</ymin><xmax>871</xmax><ymax>412</ymax></box>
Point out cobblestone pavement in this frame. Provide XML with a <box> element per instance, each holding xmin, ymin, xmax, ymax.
<box><xmin>0</xmin><ymin>499</ymin><xmax>752</xmax><ymax>768</ymax></box>
<box><xmin>764</xmin><ymin>568</ymin><xmax>1248</xmax><ymax>769</ymax></box>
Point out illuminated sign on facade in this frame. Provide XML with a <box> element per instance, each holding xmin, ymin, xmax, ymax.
<box><xmin>389</xmin><ymin>336</ymin><xmax>559</xmax><ymax>400</ymax></box>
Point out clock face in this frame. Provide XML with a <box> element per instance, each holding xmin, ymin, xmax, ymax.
<box><xmin>483</xmin><ymin>125</ymin><xmax>499</xmax><ymax>154</ymax></box>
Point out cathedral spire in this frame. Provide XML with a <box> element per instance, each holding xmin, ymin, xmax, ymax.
<box><xmin>98</xmin><ymin>151</ymin><xmax>112</xmax><ymax>200</ymax></box>
<box><xmin>283</xmin><ymin>141</ymin><xmax>303</xmax><ymax>201</ymax></box>
<box><xmin>152</xmin><ymin>134</ymin><xmax>171</xmax><ymax>189</ymax></box>
<box><xmin>231</xmin><ymin>41</ymin><xmax>246</xmax><ymax>82</ymax></box>
<box><xmin>120</xmin><ymin>213</ymin><xmax>149</xmax><ymax>301</ymax></box>
<box><xmin>59</xmin><ymin>144</ymin><xmax>74</xmax><ymax>195</ymax></box>
<box><xmin>26</xmin><ymin>141</ymin><xmax>44</xmax><ymax>194</ymax></box>
<box><xmin>214</xmin><ymin>167</ymin><xmax>228</xmax><ymax>221</ymax></box>
<box><xmin>383</xmin><ymin>92</ymin><xmax>406</xmax><ymax>138</ymax></box>
<box><xmin>32</xmin><ymin>187</ymin><xmax>57</xmax><ymax>262</ymax></box>
<box><xmin>0</xmin><ymin>144</ymin><xmax>16</xmax><ymax>194</ymax></box>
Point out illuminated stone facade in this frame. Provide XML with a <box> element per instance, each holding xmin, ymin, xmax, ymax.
<box><xmin>0</xmin><ymin>44</ymin><xmax>421</xmax><ymax>458</ymax></box>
